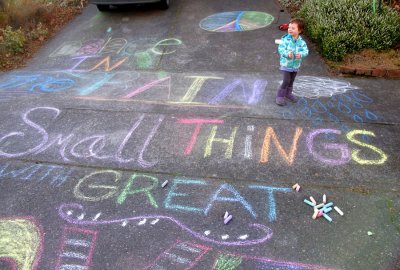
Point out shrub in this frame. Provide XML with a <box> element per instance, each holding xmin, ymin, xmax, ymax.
<box><xmin>297</xmin><ymin>0</ymin><xmax>400</xmax><ymax>61</ymax></box>
<box><xmin>1</xmin><ymin>26</ymin><xmax>26</xmax><ymax>53</ymax></box>
<box><xmin>28</xmin><ymin>22</ymin><xmax>48</xmax><ymax>40</ymax></box>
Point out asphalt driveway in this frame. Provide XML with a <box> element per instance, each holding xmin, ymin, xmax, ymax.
<box><xmin>0</xmin><ymin>1</ymin><xmax>399</xmax><ymax>269</ymax></box>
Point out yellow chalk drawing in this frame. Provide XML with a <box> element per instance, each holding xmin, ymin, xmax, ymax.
<box><xmin>204</xmin><ymin>126</ymin><xmax>238</xmax><ymax>159</ymax></box>
<box><xmin>0</xmin><ymin>217</ymin><xmax>43</xmax><ymax>270</ymax></box>
<box><xmin>74</xmin><ymin>170</ymin><xmax>121</xmax><ymax>202</ymax></box>
<box><xmin>346</xmin><ymin>130</ymin><xmax>388</xmax><ymax>165</ymax></box>
<box><xmin>180</xmin><ymin>76</ymin><xmax>223</xmax><ymax>103</ymax></box>
<box><xmin>260</xmin><ymin>127</ymin><xmax>302</xmax><ymax>165</ymax></box>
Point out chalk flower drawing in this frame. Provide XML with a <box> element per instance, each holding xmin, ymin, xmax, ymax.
<box><xmin>200</xmin><ymin>11</ymin><xmax>274</xmax><ymax>32</ymax></box>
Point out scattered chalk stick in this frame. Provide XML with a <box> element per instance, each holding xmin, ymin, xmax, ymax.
<box><xmin>334</xmin><ymin>206</ymin><xmax>344</xmax><ymax>216</ymax></box>
<box><xmin>315</xmin><ymin>203</ymin><xmax>324</xmax><ymax>209</ymax></box>
<box><xmin>310</xmin><ymin>196</ymin><xmax>317</xmax><ymax>205</ymax></box>
<box><xmin>224</xmin><ymin>215</ymin><xmax>233</xmax><ymax>224</ymax></box>
<box><xmin>367</xmin><ymin>231</ymin><xmax>374</xmax><ymax>236</ymax></box>
<box><xmin>304</xmin><ymin>199</ymin><xmax>316</xmax><ymax>207</ymax></box>
<box><xmin>323</xmin><ymin>207</ymin><xmax>333</xmax><ymax>213</ymax></box>
<box><xmin>292</xmin><ymin>183</ymin><xmax>299</xmax><ymax>189</ymax></box>
<box><xmin>224</xmin><ymin>211</ymin><xmax>229</xmax><ymax>219</ymax></box>
<box><xmin>312</xmin><ymin>208</ymin><xmax>319</xmax><ymax>219</ymax></box>
<box><xmin>323</xmin><ymin>202</ymin><xmax>333</xmax><ymax>209</ymax></box>
<box><xmin>295</xmin><ymin>185</ymin><xmax>300</xmax><ymax>192</ymax></box>
<box><xmin>322</xmin><ymin>213</ymin><xmax>332</xmax><ymax>222</ymax></box>
<box><xmin>323</xmin><ymin>194</ymin><xmax>326</xmax><ymax>204</ymax></box>
<box><xmin>317</xmin><ymin>211</ymin><xmax>323</xmax><ymax>217</ymax></box>
<box><xmin>161</xmin><ymin>180</ymin><xmax>168</xmax><ymax>188</ymax></box>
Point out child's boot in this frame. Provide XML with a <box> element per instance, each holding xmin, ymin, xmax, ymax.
<box><xmin>285</xmin><ymin>87</ymin><xmax>298</xmax><ymax>103</ymax></box>
<box><xmin>275</xmin><ymin>87</ymin><xmax>287</xmax><ymax>106</ymax></box>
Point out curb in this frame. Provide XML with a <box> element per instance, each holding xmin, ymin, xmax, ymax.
<box><xmin>339</xmin><ymin>66</ymin><xmax>400</xmax><ymax>79</ymax></box>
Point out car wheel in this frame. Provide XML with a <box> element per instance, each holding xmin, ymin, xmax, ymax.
<box><xmin>159</xmin><ymin>0</ymin><xmax>169</xmax><ymax>10</ymax></box>
<box><xmin>97</xmin><ymin>4</ymin><xmax>110</xmax><ymax>11</ymax></box>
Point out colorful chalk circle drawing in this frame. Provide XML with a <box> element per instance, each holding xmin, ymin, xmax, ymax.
<box><xmin>200</xmin><ymin>11</ymin><xmax>274</xmax><ymax>32</ymax></box>
<box><xmin>58</xmin><ymin>203</ymin><xmax>273</xmax><ymax>246</ymax></box>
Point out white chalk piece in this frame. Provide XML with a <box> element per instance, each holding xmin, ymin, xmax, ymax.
<box><xmin>224</xmin><ymin>215</ymin><xmax>233</xmax><ymax>225</ymax></box>
<box><xmin>315</xmin><ymin>203</ymin><xmax>325</xmax><ymax>209</ymax></box>
<box><xmin>295</xmin><ymin>185</ymin><xmax>300</xmax><ymax>192</ymax></box>
<box><xmin>334</xmin><ymin>206</ymin><xmax>344</xmax><ymax>216</ymax></box>
<box><xmin>310</xmin><ymin>196</ymin><xmax>317</xmax><ymax>205</ymax></box>
<box><xmin>323</xmin><ymin>194</ymin><xmax>327</xmax><ymax>204</ymax></box>
<box><xmin>224</xmin><ymin>211</ymin><xmax>229</xmax><ymax>219</ymax></box>
<box><xmin>367</xmin><ymin>231</ymin><xmax>375</xmax><ymax>236</ymax></box>
<box><xmin>292</xmin><ymin>183</ymin><xmax>299</xmax><ymax>189</ymax></box>
<box><xmin>275</xmin><ymin>39</ymin><xmax>282</xmax><ymax>45</ymax></box>
<box><xmin>161</xmin><ymin>180</ymin><xmax>168</xmax><ymax>188</ymax></box>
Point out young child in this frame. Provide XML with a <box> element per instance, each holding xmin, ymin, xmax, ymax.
<box><xmin>276</xmin><ymin>18</ymin><xmax>309</xmax><ymax>106</ymax></box>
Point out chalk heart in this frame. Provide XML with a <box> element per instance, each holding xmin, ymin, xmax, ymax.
<box><xmin>58</xmin><ymin>203</ymin><xmax>273</xmax><ymax>246</ymax></box>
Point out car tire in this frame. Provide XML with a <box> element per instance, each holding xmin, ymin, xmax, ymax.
<box><xmin>159</xmin><ymin>0</ymin><xmax>169</xmax><ymax>10</ymax></box>
<box><xmin>97</xmin><ymin>4</ymin><xmax>110</xmax><ymax>11</ymax></box>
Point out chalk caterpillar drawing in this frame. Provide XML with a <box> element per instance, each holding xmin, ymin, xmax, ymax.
<box><xmin>0</xmin><ymin>217</ymin><xmax>43</xmax><ymax>270</ymax></box>
<box><xmin>199</xmin><ymin>11</ymin><xmax>274</xmax><ymax>32</ymax></box>
<box><xmin>58</xmin><ymin>203</ymin><xmax>273</xmax><ymax>246</ymax></box>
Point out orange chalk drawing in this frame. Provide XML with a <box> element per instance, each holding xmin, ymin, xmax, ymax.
<box><xmin>260</xmin><ymin>127</ymin><xmax>303</xmax><ymax>165</ymax></box>
<box><xmin>88</xmin><ymin>56</ymin><xmax>128</xmax><ymax>72</ymax></box>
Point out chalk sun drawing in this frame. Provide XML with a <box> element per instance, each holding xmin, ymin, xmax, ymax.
<box><xmin>292</xmin><ymin>76</ymin><xmax>359</xmax><ymax>98</ymax></box>
<box><xmin>200</xmin><ymin>11</ymin><xmax>274</xmax><ymax>32</ymax></box>
<box><xmin>58</xmin><ymin>203</ymin><xmax>273</xmax><ymax>246</ymax></box>
<box><xmin>0</xmin><ymin>217</ymin><xmax>43</xmax><ymax>270</ymax></box>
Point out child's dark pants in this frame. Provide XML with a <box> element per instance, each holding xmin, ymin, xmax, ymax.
<box><xmin>276</xmin><ymin>71</ymin><xmax>298</xmax><ymax>105</ymax></box>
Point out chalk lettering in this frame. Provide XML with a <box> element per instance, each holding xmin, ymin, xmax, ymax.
<box><xmin>74</xmin><ymin>170</ymin><xmax>120</xmax><ymax>202</ymax></box>
<box><xmin>346</xmin><ymin>130</ymin><xmax>387</xmax><ymax>165</ymax></box>
<box><xmin>204</xmin><ymin>126</ymin><xmax>238</xmax><ymax>159</ymax></box>
<box><xmin>260</xmin><ymin>127</ymin><xmax>302</xmax><ymax>165</ymax></box>
<box><xmin>307</xmin><ymin>129</ymin><xmax>350</xmax><ymax>165</ymax></box>
<box><xmin>164</xmin><ymin>179</ymin><xmax>207</xmax><ymax>213</ymax></box>
<box><xmin>117</xmin><ymin>174</ymin><xmax>159</xmax><ymax>207</ymax></box>
<box><xmin>204</xmin><ymin>183</ymin><xmax>256</xmax><ymax>218</ymax></box>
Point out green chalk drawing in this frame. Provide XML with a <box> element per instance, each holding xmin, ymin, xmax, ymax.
<box><xmin>135</xmin><ymin>50</ymin><xmax>153</xmax><ymax>69</ymax></box>
<box><xmin>214</xmin><ymin>254</ymin><xmax>242</xmax><ymax>270</ymax></box>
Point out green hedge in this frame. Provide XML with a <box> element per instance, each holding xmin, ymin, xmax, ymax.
<box><xmin>297</xmin><ymin>0</ymin><xmax>400</xmax><ymax>61</ymax></box>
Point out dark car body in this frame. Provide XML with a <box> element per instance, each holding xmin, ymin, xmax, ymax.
<box><xmin>89</xmin><ymin>0</ymin><xmax>169</xmax><ymax>11</ymax></box>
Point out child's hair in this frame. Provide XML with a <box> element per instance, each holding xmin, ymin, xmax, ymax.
<box><xmin>289</xmin><ymin>18</ymin><xmax>305</xmax><ymax>33</ymax></box>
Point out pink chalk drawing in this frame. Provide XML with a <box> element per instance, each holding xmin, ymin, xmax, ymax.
<box><xmin>144</xmin><ymin>240</ymin><xmax>211</xmax><ymax>270</ymax></box>
<box><xmin>0</xmin><ymin>217</ymin><xmax>44</xmax><ymax>270</ymax></box>
<box><xmin>58</xmin><ymin>203</ymin><xmax>273</xmax><ymax>246</ymax></box>
<box><xmin>55</xmin><ymin>226</ymin><xmax>97</xmax><ymax>270</ymax></box>
<box><xmin>122</xmin><ymin>76</ymin><xmax>171</xmax><ymax>99</ymax></box>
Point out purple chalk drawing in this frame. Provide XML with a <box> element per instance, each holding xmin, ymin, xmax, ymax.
<box><xmin>58</xmin><ymin>203</ymin><xmax>273</xmax><ymax>246</ymax></box>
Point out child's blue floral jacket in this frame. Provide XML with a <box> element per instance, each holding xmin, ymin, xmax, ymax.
<box><xmin>278</xmin><ymin>34</ymin><xmax>309</xmax><ymax>72</ymax></box>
